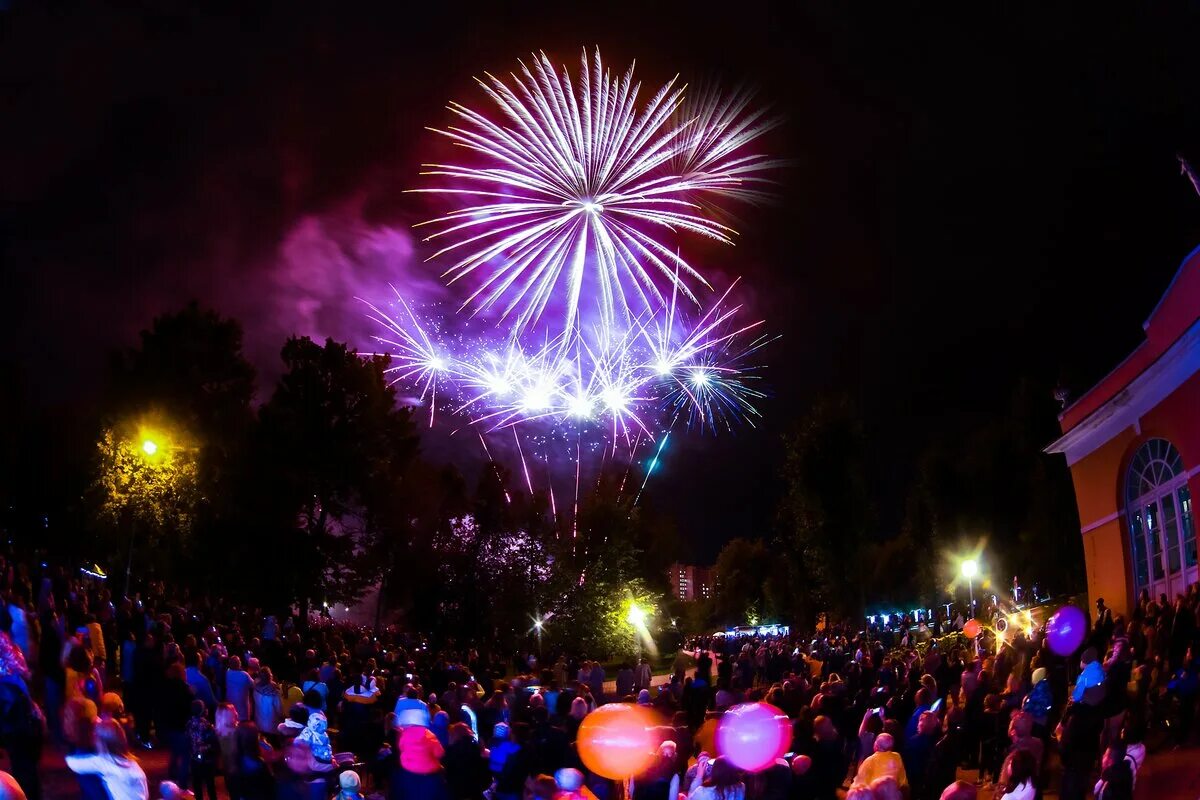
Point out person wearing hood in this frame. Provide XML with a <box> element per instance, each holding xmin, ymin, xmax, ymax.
<box><xmin>1021</xmin><ymin>667</ymin><xmax>1052</xmax><ymax>735</ymax></box>
<box><xmin>294</xmin><ymin>711</ymin><xmax>335</xmax><ymax>770</ymax></box>
<box><xmin>1071</xmin><ymin>648</ymin><xmax>1105</xmax><ymax>703</ymax></box>
<box><xmin>393</xmin><ymin>702</ymin><xmax>448</xmax><ymax>800</ymax></box>
<box><xmin>251</xmin><ymin>667</ymin><xmax>282</xmax><ymax>737</ymax></box>
<box><xmin>276</xmin><ymin>703</ymin><xmax>308</xmax><ymax>741</ymax></box>
<box><xmin>334</xmin><ymin>770</ymin><xmax>365</xmax><ymax>800</ymax></box>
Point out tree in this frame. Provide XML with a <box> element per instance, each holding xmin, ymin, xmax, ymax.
<box><xmin>900</xmin><ymin>377</ymin><xmax>1084</xmax><ymax>601</ymax></box>
<box><xmin>92</xmin><ymin>304</ymin><xmax>256</xmax><ymax>583</ymax></box>
<box><xmin>714</xmin><ymin>538</ymin><xmax>767</xmax><ymax>626</ymax></box>
<box><xmin>776</xmin><ymin>397</ymin><xmax>874</xmax><ymax>622</ymax></box>
<box><xmin>92</xmin><ymin>425</ymin><xmax>200</xmax><ymax>588</ymax></box>
<box><xmin>254</xmin><ymin>336</ymin><xmax>418</xmax><ymax>610</ymax></box>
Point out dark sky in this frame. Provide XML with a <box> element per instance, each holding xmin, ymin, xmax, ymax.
<box><xmin>3</xmin><ymin>2</ymin><xmax>1200</xmax><ymax>560</ymax></box>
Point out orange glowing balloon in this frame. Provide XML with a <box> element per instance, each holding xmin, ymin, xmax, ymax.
<box><xmin>577</xmin><ymin>703</ymin><xmax>658</xmax><ymax>779</ymax></box>
<box><xmin>963</xmin><ymin>619</ymin><xmax>981</xmax><ymax>639</ymax></box>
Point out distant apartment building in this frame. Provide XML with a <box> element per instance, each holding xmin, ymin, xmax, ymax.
<box><xmin>668</xmin><ymin>562</ymin><xmax>716</xmax><ymax>602</ymax></box>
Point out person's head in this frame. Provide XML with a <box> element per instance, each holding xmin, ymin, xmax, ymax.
<box><xmin>256</xmin><ymin>666</ymin><xmax>273</xmax><ymax>686</ymax></box>
<box><xmin>100</xmin><ymin>692</ymin><xmax>125</xmax><ymax>718</ymax></box>
<box><xmin>554</xmin><ymin>768</ymin><xmax>585</xmax><ymax>793</ymax></box>
<box><xmin>67</xmin><ymin>643</ymin><xmax>92</xmax><ymax>673</ymax></box>
<box><xmin>871</xmin><ymin>777</ymin><xmax>903</xmax><ymax>800</ymax></box>
<box><xmin>288</xmin><ymin>703</ymin><xmax>310</xmax><ymax>727</ymax></box>
<box><xmin>524</xmin><ymin>774</ymin><xmax>558</xmax><ymax>800</ymax></box>
<box><xmin>1080</xmin><ymin>647</ymin><xmax>1098</xmax><ymax>667</ymax></box>
<box><xmin>917</xmin><ymin>711</ymin><xmax>939</xmax><ymax>737</ymax></box>
<box><xmin>191</xmin><ymin>699</ymin><xmax>206</xmax><ymax>719</ymax></box>
<box><xmin>1101</xmin><ymin>743</ymin><xmax>1128</xmax><ymax>772</ymax></box>
<box><xmin>215</xmin><ymin>703</ymin><xmax>238</xmax><ymax>733</ymax></box>
<box><xmin>448</xmin><ymin>722</ymin><xmax>474</xmax><ymax>745</ymax></box>
<box><xmin>873</xmin><ymin>732</ymin><xmax>895</xmax><ymax>753</ymax></box>
<box><xmin>704</xmin><ymin>756</ymin><xmax>741</xmax><ymax>788</ymax></box>
<box><xmin>1002</xmin><ymin>748</ymin><xmax>1036</xmax><ymax>791</ymax></box>
<box><xmin>844</xmin><ymin>783</ymin><xmax>874</xmax><ymax>800</ymax></box>
<box><xmin>914</xmin><ymin>687</ymin><xmax>931</xmax><ymax>708</ymax></box>
<box><xmin>303</xmin><ymin>689</ymin><xmax>324</xmax><ymax>710</ymax></box>
<box><xmin>813</xmin><ymin>715</ymin><xmax>836</xmax><ymax>741</ymax></box>
<box><xmin>569</xmin><ymin>696</ymin><xmax>587</xmax><ymax>720</ymax></box>
<box><xmin>790</xmin><ymin>754</ymin><xmax>812</xmax><ymax>777</ymax></box>
<box><xmin>1010</xmin><ymin>711</ymin><xmax>1033</xmax><ymax>739</ymax></box>
<box><xmin>1096</xmin><ymin>598</ymin><xmax>1106</xmax><ymax>610</ymax></box>
<box><xmin>306</xmin><ymin>712</ymin><xmax>328</xmax><ymax>735</ymax></box>
<box><xmin>338</xmin><ymin>770</ymin><xmax>362</xmax><ymax>797</ymax></box>
<box><xmin>95</xmin><ymin>718</ymin><xmax>133</xmax><ymax>761</ymax></box>
<box><xmin>1122</xmin><ymin>721</ymin><xmax>1145</xmax><ymax>746</ymax></box>
<box><xmin>939</xmin><ymin>781</ymin><xmax>978</xmax><ymax>800</ymax></box>
<box><xmin>228</xmin><ymin>655</ymin><xmax>242</xmax><ymax>672</ymax></box>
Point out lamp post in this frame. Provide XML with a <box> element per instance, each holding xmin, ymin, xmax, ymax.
<box><xmin>628</xmin><ymin>602</ymin><xmax>647</xmax><ymax>660</ymax></box>
<box><xmin>124</xmin><ymin>437</ymin><xmax>162</xmax><ymax>597</ymax></box>
<box><xmin>961</xmin><ymin>559</ymin><xmax>978</xmax><ymax>616</ymax></box>
<box><xmin>961</xmin><ymin>559</ymin><xmax>980</xmax><ymax>653</ymax></box>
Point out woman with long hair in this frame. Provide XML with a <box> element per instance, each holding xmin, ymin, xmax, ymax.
<box><xmin>65</xmin><ymin>718</ymin><xmax>148</xmax><ymax>800</ymax></box>
<box><xmin>996</xmin><ymin>749</ymin><xmax>1037</xmax><ymax>800</ymax></box>
<box><xmin>686</xmin><ymin>755</ymin><xmax>744</xmax><ymax>800</ymax></box>
<box><xmin>214</xmin><ymin>703</ymin><xmax>239</xmax><ymax>791</ymax></box>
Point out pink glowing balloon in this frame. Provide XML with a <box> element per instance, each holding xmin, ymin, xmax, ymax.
<box><xmin>963</xmin><ymin>619</ymin><xmax>981</xmax><ymax>639</ymax></box>
<box><xmin>1046</xmin><ymin>605</ymin><xmax>1088</xmax><ymax>657</ymax></box>
<box><xmin>715</xmin><ymin>702</ymin><xmax>791</xmax><ymax>773</ymax></box>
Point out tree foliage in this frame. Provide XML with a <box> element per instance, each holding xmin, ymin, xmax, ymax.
<box><xmin>92</xmin><ymin>427</ymin><xmax>200</xmax><ymax>539</ymax></box>
<box><xmin>253</xmin><ymin>336</ymin><xmax>419</xmax><ymax>608</ymax></box>
<box><xmin>776</xmin><ymin>397</ymin><xmax>874</xmax><ymax>622</ymax></box>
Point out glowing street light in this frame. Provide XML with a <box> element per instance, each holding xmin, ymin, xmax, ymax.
<box><xmin>960</xmin><ymin>558</ymin><xmax>980</xmax><ymax>652</ymax></box>
<box><xmin>627</xmin><ymin>603</ymin><xmax>647</xmax><ymax>626</ymax></box>
<box><xmin>141</xmin><ymin>439</ymin><xmax>159</xmax><ymax>456</ymax></box>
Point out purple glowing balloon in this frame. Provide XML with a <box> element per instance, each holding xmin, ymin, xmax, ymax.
<box><xmin>1046</xmin><ymin>605</ymin><xmax>1088</xmax><ymax>657</ymax></box>
<box><xmin>715</xmin><ymin>702</ymin><xmax>791</xmax><ymax>773</ymax></box>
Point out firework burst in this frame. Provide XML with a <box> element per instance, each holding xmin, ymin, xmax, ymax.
<box><xmin>411</xmin><ymin>48</ymin><xmax>778</xmax><ymax>341</ymax></box>
<box><xmin>362</xmin><ymin>49</ymin><xmax>781</xmax><ymax>509</ymax></box>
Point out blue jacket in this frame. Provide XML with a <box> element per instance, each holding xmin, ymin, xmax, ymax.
<box><xmin>186</xmin><ymin>667</ymin><xmax>216</xmax><ymax>711</ymax></box>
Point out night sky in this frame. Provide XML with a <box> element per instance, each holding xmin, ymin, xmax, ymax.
<box><xmin>3</xmin><ymin>3</ymin><xmax>1200</xmax><ymax>560</ymax></box>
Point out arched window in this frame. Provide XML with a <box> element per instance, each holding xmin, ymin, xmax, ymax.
<box><xmin>1124</xmin><ymin>439</ymin><xmax>1196</xmax><ymax>599</ymax></box>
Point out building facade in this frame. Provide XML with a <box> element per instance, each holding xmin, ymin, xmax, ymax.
<box><xmin>1047</xmin><ymin>244</ymin><xmax>1200</xmax><ymax>617</ymax></box>
<box><xmin>668</xmin><ymin>562</ymin><xmax>716</xmax><ymax>602</ymax></box>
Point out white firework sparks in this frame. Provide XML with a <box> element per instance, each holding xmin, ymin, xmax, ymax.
<box><xmin>411</xmin><ymin>48</ymin><xmax>777</xmax><ymax>341</ymax></box>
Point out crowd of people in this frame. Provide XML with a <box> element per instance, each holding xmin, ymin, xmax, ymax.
<box><xmin>0</xmin><ymin>553</ymin><xmax>1195</xmax><ymax>800</ymax></box>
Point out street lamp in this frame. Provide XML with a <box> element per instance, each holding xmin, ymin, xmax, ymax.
<box><xmin>532</xmin><ymin>615</ymin><xmax>545</xmax><ymax>659</ymax></box>
<box><xmin>961</xmin><ymin>558</ymin><xmax>978</xmax><ymax>618</ymax></box>
<box><xmin>141</xmin><ymin>439</ymin><xmax>158</xmax><ymax>456</ymax></box>
<box><xmin>627</xmin><ymin>602</ymin><xmax>649</xmax><ymax>660</ymax></box>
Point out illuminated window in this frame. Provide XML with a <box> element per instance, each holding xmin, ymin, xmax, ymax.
<box><xmin>1125</xmin><ymin>439</ymin><xmax>1195</xmax><ymax>597</ymax></box>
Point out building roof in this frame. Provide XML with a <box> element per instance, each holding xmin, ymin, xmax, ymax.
<box><xmin>1047</xmin><ymin>243</ymin><xmax>1200</xmax><ymax>465</ymax></box>
<box><xmin>1058</xmin><ymin>243</ymin><xmax>1200</xmax><ymax>433</ymax></box>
